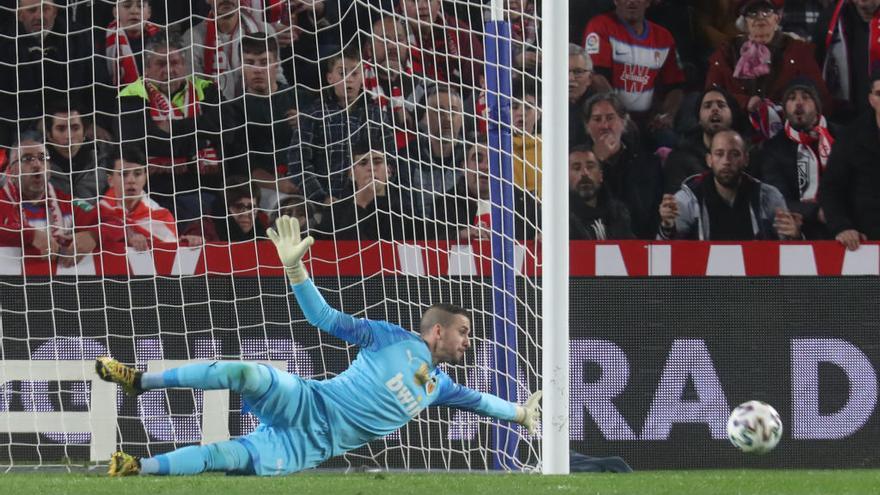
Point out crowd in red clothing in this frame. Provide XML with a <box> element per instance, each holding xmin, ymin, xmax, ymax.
<box><xmin>1</xmin><ymin>0</ymin><xmax>879</xmax><ymax>268</ymax></box>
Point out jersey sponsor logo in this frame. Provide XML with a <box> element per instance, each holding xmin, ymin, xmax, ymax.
<box><xmin>386</xmin><ymin>372</ymin><xmax>423</xmax><ymax>417</ymax></box>
<box><xmin>585</xmin><ymin>33</ymin><xmax>600</xmax><ymax>55</ymax></box>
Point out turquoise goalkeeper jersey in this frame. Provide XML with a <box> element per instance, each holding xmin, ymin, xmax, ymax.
<box><xmin>292</xmin><ymin>279</ymin><xmax>518</xmax><ymax>456</ymax></box>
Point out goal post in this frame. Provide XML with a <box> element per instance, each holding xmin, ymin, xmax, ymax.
<box><xmin>539</xmin><ymin>0</ymin><xmax>571</xmax><ymax>475</ymax></box>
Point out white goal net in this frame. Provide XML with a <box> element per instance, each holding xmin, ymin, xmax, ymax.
<box><xmin>0</xmin><ymin>0</ymin><xmax>550</xmax><ymax>472</ymax></box>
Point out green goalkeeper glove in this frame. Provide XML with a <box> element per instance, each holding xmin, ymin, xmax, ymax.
<box><xmin>515</xmin><ymin>390</ymin><xmax>543</xmax><ymax>436</ymax></box>
<box><xmin>267</xmin><ymin>215</ymin><xmax>314</xmax><ymax>285</ymax></box>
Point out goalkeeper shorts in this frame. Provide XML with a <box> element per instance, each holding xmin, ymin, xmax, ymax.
<box><xmin>236</xmin><ymin>365</ymin><xmax>332</xmax><ymax>475</ymax></box>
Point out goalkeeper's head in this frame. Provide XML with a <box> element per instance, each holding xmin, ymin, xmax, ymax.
<box><xmin>420</xmin><ymin>304</ymin><xmax>471</xmax><ymax>365</ymax></box>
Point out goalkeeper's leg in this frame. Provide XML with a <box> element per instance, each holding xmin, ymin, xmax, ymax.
<box><xmin>137</xmin><ymin>440</ymin><xmax>254</xmax><ymax>475</ymax></box>
<box><xmin>97</xmin><ymin>357</ymin><xmax>274</xmax><ymax>401</ymax></box>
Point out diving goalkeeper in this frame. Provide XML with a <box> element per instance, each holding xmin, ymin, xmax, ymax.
<box><xmin>96</xmin><ymin>216</ymin><xmax>542</xmax><ymax>476</ymax></box>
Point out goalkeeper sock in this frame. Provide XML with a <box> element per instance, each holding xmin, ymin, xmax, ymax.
<box><xmin>140</xmin><ymin>441</ymin><xmax>252</xmax><ymax>475</ymax></box>
<box><xmin>139</xmin><ymin>361</ymin><xmax>272</xmax><ymax>398</ymax></box>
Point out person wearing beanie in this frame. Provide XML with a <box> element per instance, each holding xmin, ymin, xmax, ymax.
<box><xmin>755</xmin><ymin>76</ymin><xmax>841</xmax><ymax>238</ymax></box>
<box><xmin>706</xmin><ymin>0</ymin><xmax>832</xmax><ymax>137</ymax></box>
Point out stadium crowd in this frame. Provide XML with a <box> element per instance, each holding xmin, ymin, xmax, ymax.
<box><xmin>1</xmin><ymin>0</ymin><xmax>879</xmax><ymax>265</ymax></box>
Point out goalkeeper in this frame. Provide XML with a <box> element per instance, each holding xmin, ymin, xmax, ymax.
<box><xmin>96</xmin><ymin>216</ymin><xmax>542</xmax><ymax>476</ymax></box>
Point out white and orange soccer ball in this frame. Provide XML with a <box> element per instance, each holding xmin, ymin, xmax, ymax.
<box><xmin>726</xmin><ymin>400</ymin><xmax>783</xmax><ymax>454</ymax></box>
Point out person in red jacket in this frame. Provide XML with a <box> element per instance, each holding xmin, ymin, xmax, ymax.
<box><xmin>98</xmin><ymin>145</ymin><xmax>202</xmax><ymax>252</ymax></box>
<box><xmin>0</xmin><ymin>131</ymin><xmax>122</xmax><ymax>265</ymax></box>
<box><xmin>706</xmin><ymin>0</ymin><xmax>832</xmax><ymax>139</ymax></box>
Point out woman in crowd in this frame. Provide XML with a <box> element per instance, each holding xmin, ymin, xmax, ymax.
<box><xmin>705</xmin><ymin>0</ymin><xmax>831</xmax><ymax>138</ymax></box>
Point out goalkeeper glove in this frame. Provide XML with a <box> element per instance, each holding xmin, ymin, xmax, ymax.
<box><xmin>515</xmin><ymin>390</ymin><xmax>543</xmax><ymax>436</ymax></box>
<box><xmin>267</xmin><ymin>215</ymin><xmax>314</xmax><ymax>285</ymax></box>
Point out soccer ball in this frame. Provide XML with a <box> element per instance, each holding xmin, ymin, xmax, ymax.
<box><xmin>726</xmin><ymin>400</ymin><xmax>783</xmax><ymax>454</ymax></box>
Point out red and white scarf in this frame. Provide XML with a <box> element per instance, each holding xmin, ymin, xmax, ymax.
<box><xmin>406</xmin><ymin>14</ymin><xmax>461</xmax><ymax>83</ymax></box>
<box><xmin>203</xmin><ymin>8</ymin><xmax>262</xmax><ymax>76</ymax></box>
<box><xmin>363</xmin><ymin>59</ymin><xmax>415</xmax><ymax>110</ymax></box>
<box><xmin>823</xmin><ymin>0</ymin><xmax>880</xmax><ymax>103</ymax></box>
<box><xmin>2</xmin><ymin>178</ymin><xmax>68</xmax><ymax>242</ymax></box>
<box><xmin>146</xmin><ymin>80</ymin><xmax>199</xmax><ymax>123</ymax></box>
<box><xmin>105</xmin><ymin>20</ymin><xmax>160</xmax><ymax>86</ymax></box>
<box><xmin>784</xmin><ymin>116</ymin><xmax>834</xmax><ymax>202</ymax></box>
<box><xmin>100</xmin><ymin>187</ymin><xmax>178</xmax><ymax>245</ymax></box>
<box><xmin>749</xmin><ymin>98</ymin><xmax>784</xmax><ymax>141</ymax></box>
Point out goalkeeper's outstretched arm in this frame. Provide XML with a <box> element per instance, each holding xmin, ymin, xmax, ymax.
<box><xmin>268</xmin><ymin>215</ymin><xmax>377</xmax><ymax>347</ymax></box>
<box><xmin>433</xmin><ymin>371</ymin><xmax>542</xmax><ymax>435</ymax></box>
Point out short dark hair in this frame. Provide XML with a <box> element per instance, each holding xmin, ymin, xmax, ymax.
<box><xmin>224</xmin><ymin>176</ymin><xmax>260</xmax><ymax>208</ymax></box>
<box><xmin>324</xmin><ymin>45</ymin><xmax>361</xmax><ymax>73</ymax></box>
<box><xmin>105</xmin><ymin>144</ymin><xmax>147</xmax><ymax>170</ymax></box>
<box><xmin>569</xmin><ymin>144</ymin><xmax>593</xmax><ymax>156</ymax></box>
<box><xmin>419</xmin><ymin>303</ymin><xmax>470</xmax><ymax>335</ymax></box>
<box><xmin>241</xmin><ymin>32</ymin><xmax>278</xmax><ymax>59</ymax></box>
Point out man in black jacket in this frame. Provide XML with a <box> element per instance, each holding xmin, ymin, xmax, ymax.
<box><xmin>431</xmin><ymin>141</ymin><xmax>539</xmax><ymax>242</ymax></box>
<box><xmin>819</xmin><ymin>71</ymin><xmax>880</xmax><ymax>250</ymax></box>
<box><xmin>757</xmin><ymin>77</ymin><xmax>839</xmax><ymax>239</ymax></box>
<box><xmin>0</xmin><ymin>0</ymin><xmax>110</xmax><ymax>146</ymax></box>
<box><xmin>569</xmin><ymin>145</ymin><xmax>634</xmax><ymax>240</ymax></box>
<box><xmin>584</xmin><ymin>93</ymin><xmax>663</xmax><ymax>239</ymax></box>
<box><xmin>814</xmin><ymin>0</ymin><xmax>880</xmax><ymax>123</ymax></box>
<box><xmin>664</xmin><ymin>87</ymin><xmax>746</xmax><ymax>193</ymax></box>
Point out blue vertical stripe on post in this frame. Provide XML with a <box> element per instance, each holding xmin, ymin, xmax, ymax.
<box><xmin>484</xmin><ymin>19</ymin><xmax>519</xmax><ymax>470</ymax></box>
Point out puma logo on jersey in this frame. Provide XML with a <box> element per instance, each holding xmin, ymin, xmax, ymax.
<box><xmin>386</xmin><ymin>372</ymin><xmax>422</xmax><ymax>417</ymax></box>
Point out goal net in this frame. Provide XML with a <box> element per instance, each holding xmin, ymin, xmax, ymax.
<box><xmin>0</xmin><ymin>0</ymin><xmax>548</xmax><ymax>472</ymax></box>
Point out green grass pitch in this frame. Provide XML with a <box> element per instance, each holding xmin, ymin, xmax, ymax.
<box><xmin>3</xmin><ymin>470</ymin><xmax>880</xmax><ymax>495</ymax></box>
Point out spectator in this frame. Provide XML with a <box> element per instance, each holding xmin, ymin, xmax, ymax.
<box><xmin>569</xmin><ymin>145</ymin><xmax>634</xmax><ymax>240</ymax></box>
<box><xmin>815</xmin><ymin>0</ymin><xmax>880</xmax><ymax>122</ymax></box>
<box><xmin>118</xmin><ymin>34</ymin><xmax>224</xmax><ymax>226</ymax></box>
<box><xmin>658</xmin><ymin>129</ymin><xmax>800</xmax><ymax>240</ymax></box>
<box><xmin>582</xmin><ymin>0</ymin><xmax>686</xmax><ymax>142</ymax></box>
<box><xmin>664</xmin><ymin>87</ymin><xmax>748</xmax><ymax>193</ymax></box>
<box><xmin>398</xmin><ymin>87</ymin><xmax>467</xmax><ymax>217</ymax></box>
<box><xmin>512</xmin><ymin>83</ymin><xmax>542</xmax><ymax>195</ymax></box>
<box><xmin>782</xmin><ymin>0</ymin><xmax>834</xmax><ymax>40</ymax></box>
<box><xmin>98</xmin><ymin>145</ymin><xmax>202</xmax><ymax>252</ymax></box>
<box><xmin>0</xmin><ymin>0</ymin><xmax>108</xmax><ymax>146</ymax></box>
<box><xmin>287</xmin><ymin>47</ymin><xmax>392</xmax><ymax>203</ymax></box>
<box><xmin>0</xmin><ymin>131</ymin><xmax>121</xmax><ymax>264</ymax></box>
<box><xmin>706</xmin><ymin>0</ymin><xmax>831</xmax><ymax>138</ymax></box>
<box><xmin>104</xmin><ymin>0</ymin><xmax>161</xmax><ymax>87</ymax></box>
<box><xmin>274</xmin><ymin>194</ymin><xmax>320</xmax><ymax>238</ymax></box>
<box><xmin>196</xmin><ymin>180</ymin><xmax>269</xmax><ymax>242</ymax></box>
<box><xmin>505</xmin><ymin>0</ymin><xmax>540</xmax><ymax>79</ymax></box>
<box><xmin>184</xmin><ymin>0</ymin><xmax>285</xmax><ymax>101</ymax></box>
<box><xmin>315</xmin><ymin>148</ymin><xmax>415</xmax><ymax>241</ymax></box>
<box><xmin>819</xmin><ymin>70</ymin><xmax>880</xmax><ymax>250</ymax></box>
<box><xmin>569</xmin><ymin>43</ymin><xmax>597</xmax><ymax>147</ymax></box>
<box><xmin>43</xmin><ymin>101</ymin><xmax>107</xmax><ymax>203</ymax></box>
<box><xmin>431</xmin><ymin>141</ymin><xmax>540</xmax><ymax>242</ymax></box>
<box><xmin>584</xmin><ymin>93</ymin><xmax>663</xmax><ymax>239</ymax></box>
<box><xmin>757</xmin><ymin>77</ymin><xmax>839</xmax><ymax>238</ymax></box>
<box><xmin>397</xmin><ymin>0</ymin><xmax>484</xmax><ymax>89</ymax></box>
<box><xmin>223</xmin><ymin>33</ymin><xmax>299</xmax><ymax>209</ymax></box>
<box><xmin>363</xmin><ymin>15</ymin><xmax>428</xmax><ymax>149</ymax></box>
